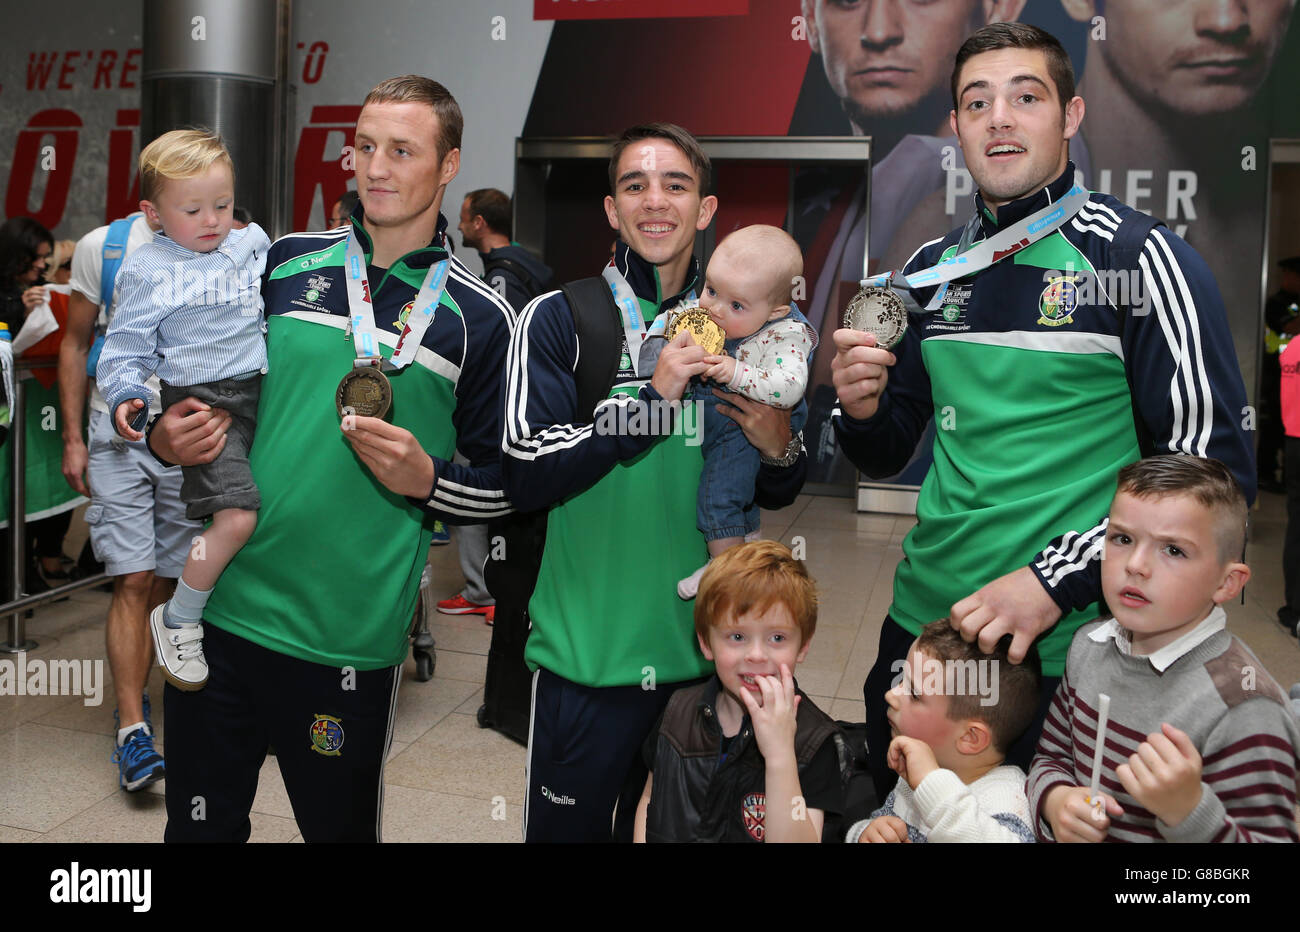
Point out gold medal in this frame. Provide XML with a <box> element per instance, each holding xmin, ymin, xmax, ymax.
<box><xmin>666</xmin><ymin>305</ymin><xmax>727</xmax><ymax>356</ymax></box>
<box><xmin>844</xmin><ymin>286</ymin><xmax>907</xmax><ymax>349</ymax></box>
<box><xmin>336</xmin><ymin>366</ymin><xmax>393</xmax><ymax>420</ymax></box>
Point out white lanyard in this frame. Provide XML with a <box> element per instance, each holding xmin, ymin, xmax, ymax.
<box><xmin>602</xmin><ymin>261</ymin><xmax>697</xmax><ymax>377</ymax></box>
<box><xmin>864</xmin><ymin>171</ymin><xmax>1089</xmax><ymax>292</ymax></box>
<box><xmin>344</xmin><ymin>230</ymin><xmax>449</xmax><ymax>370</ymax></box>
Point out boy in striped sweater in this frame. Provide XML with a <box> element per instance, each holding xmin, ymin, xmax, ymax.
<box><xmin>1029</xmin><ymin>456</ymin><xmax>1300</xmax><ymax>843</ymax></box>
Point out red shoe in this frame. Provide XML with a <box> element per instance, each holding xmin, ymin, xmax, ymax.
<box><xmin>484</xmin><ymin>605</ymin><xmax>494</xmax><ymax>626</ymax></box>
<box><xmin>437</xmin><ymin>594</ymin><xmax>493</xmax><ymax>617</ymax></box>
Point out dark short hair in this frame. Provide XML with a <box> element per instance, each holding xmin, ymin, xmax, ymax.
<box><xmin>335</xmin><ymin>190</ymin><xmax>360</xmax><ymax>217</ymax></box>
<box><xmin>609</xmin><ymin>123</ymin><xmax>711</xmax><ymax>196</ymax></box>
<box><xmin>0</xmin><ymin>216</ymin><xmax>54</xmax><ymax>287</ymax></box>
<box><xmin>915</xmin><ymin>619</ymin><xmax>1042</xmax><ymax>754</ymax></box>
<box><xmin>1115</xmin><ymin>456</ymin><xmax>1248</xmax><ymax>562</ymax></box>
<box><xmin>232</xmin><ymin>206</ymin><xmax>252</xmax><ymax>225</ymax></box>
<box><xmin>951</xmin><ymin>23</ymin><xmax>1075</xmax><ymax>114</ymax></box>
<box><xmin>363</xmin><ymin>75</ymin><xmax>463</xmax><ymax>163</ymax></box>
<box><xmin>465</xmin><ymin>188</ymin><xmax>512</xmax><ymax>239</ymax></box>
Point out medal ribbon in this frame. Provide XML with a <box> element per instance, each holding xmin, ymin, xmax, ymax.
<box><xmin>344</xmin><ymin>230</ymin><xmax>449</xmax><ymax>370</ymax></box>
<box><xmin>603</xmin><ymin>262</ymin><xmax>696</xmax><ymax>377</ymax></box>
<box><xmin>862</xmin><ymin>171</ymin><xmax>1089</xmax><ymax>293</ymax></box>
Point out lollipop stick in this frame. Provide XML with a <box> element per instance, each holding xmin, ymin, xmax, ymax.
<box><xmin>1088</xmin><ymin>693</ymin><xmax>1112</xmax><ymax>806</ymax></box>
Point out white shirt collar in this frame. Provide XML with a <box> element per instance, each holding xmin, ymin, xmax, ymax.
<box><xmin>1086</xmin><ymin>604</ymin><xmax>1227</xmax><ymax>672</ymax></box>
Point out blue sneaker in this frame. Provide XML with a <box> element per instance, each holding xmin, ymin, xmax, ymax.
<box><xmin>430</xmin><ymin>520</ymin><xmax>450</xmax><ymax>545</ymax></box>
<box><xmin>112</xmin><ymin>726</ymin><xmax>165</xmax><ymax>792</ymax></box>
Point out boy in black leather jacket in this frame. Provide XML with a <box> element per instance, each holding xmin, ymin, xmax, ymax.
<box><xmin>634</xmin><ymin>541</ymin><xmax>842</xmax><ymax>842</ymax></box>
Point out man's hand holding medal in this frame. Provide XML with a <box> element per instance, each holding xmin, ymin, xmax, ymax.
<box><xmin>649</xmin><ymin>304</ymin><xmax>725</xmax><ymax>401</ymax></box>
<box><xmin>340</xmin><ymin>414</ymin><xmax>435</xmax><ymax>499</ymax></box>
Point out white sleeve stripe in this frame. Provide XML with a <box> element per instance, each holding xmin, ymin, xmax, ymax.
<box><xmin>426</xmin><ymin>500</ymin><xmax>512</xmax><ymax>519</ymax></box>
<box><xmin>429</xmin><ymin>488</ymin><xmax>511</xmax><ymax>510</ymax></box>
<box><xmin>1070</xmin><ymin>218</ymin><xmax>1116</xmax><ymax>241</ymax></box>
<box><xmin>1078</xmin><ymin>203</ymin><xmax>1121</xmax><ymax>230</ymax></box>
<box><xmin>1139</xmin><ymin>251</ymin><xmax>1189</xmax><ymax>453</ymax></box>
<box><xmin>505</xmin><ymin>432</ymin><xmax>592</xmax><ymax>461</ymax></box>
<box><xmin>1149</xmin><ymin>229</ymin><xmax>1212</xmax><ymax>455</ymax></box>
<box><xmin>1140</xmin><ymin>230</ymin><xmax>1212</xmax><ymax>457</ymax></box>
<box><xmin>1088</xmin><ymin>200</ymin><xmax>1125</xmax><ymax>227</ymax></box>
<box><xmin>433</xmin><ymin>478</ymin><xmax>508</xmax><ymax>500</ymax></box>
<box><xmin>1035</xmin><ymin>520</ymin><xmax>1108</xmax><ymax>579</ymax></box>
<box><xmin>1042</xmin><ymin>530</ymin><xmax>1108</xmax><ymax>588</ymax></box>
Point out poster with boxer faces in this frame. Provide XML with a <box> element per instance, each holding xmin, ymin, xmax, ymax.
<box><xmin>4</xmin><ymin>0</ymin><xmax>1296</xmax><ymax>494</ymax></box>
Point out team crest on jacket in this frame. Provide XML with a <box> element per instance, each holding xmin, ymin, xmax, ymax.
<box><xmin>742</xmin><ymin>793</ymin><xmax>766</xmax><ymax>841</ymax></box>
<box><xmin>309</xmin><ymin>714</ymin><xmax>344</xmax><ymax>756</ymax></box>
<box><xmin>1037</xmin><ymin>275</ymin><xmax>1081</xmax><ymax>327</ymax></box>
<box><xmin>392</xmin><ymin>300</ymin><xmax>416</xmax><ymax>332</ymax></box>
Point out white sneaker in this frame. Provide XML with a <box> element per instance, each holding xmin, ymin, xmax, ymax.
<box><xmin>677</xmin><ymin>562</ymin><xmax>709</xmax><ymax>600</ymax></box>
<box><xmin>149</xmin><ymin>604</ymin><xmax>208</xmax><ymax>691</ymax></box>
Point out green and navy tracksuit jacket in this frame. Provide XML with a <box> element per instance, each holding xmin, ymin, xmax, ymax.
<box><xmin>199</xmin><ymin>210</ymin><xmax>515</xmax><ymax>671</ymax></box>
<box><xmin>834</xmin><ymin>163</ymin><xmax>1254</xmax><ymax>677</ymax></box>
<box><xmin>502</xmin><ymin>243</ymin><xmax>806</xmax><ymax>689</ymax></box>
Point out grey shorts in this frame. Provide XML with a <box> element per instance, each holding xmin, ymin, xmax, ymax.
<box><xmin>86</xmin><ymin>409</ymin><xmax>200</xmax><ymax>577</ymax></box>
<box><xmin>159</xmin><ymin>374</ymin><xmax>263</xmax><ymax>520</ymax></box>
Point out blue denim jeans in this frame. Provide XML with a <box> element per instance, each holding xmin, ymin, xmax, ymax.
<box><xmin>697</xmin><ymin>383</ymin><xmax>807</xmax><ymax>541</ymax></box>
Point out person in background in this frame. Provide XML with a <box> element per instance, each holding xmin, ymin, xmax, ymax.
<box><xmin>0</xmin><ymin>217</ymin><xmax>77</xmax><ymax>592</ymax></box>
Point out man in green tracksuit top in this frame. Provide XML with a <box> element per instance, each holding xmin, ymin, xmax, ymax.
<box><xmin>503</xmin><ymin>124</ymin><xmax>808</xmax><ymax>842</ymax></box>
<box><xmin>830</xmin><ymin>25</ymin><xmax>1254</xmax><ymax>798</ymax></box>
<box><xmin>148</xmin><ymin>76</ymin><xmax>515</xmax><ymax>842</ymax></box>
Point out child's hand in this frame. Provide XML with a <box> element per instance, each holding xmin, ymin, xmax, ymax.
<box><xmin>738</xmin><ymin>662</ymin><xmax>800</xmax><ymax>767</ymax></box>
<box><xmin>887</xmin><ymin>735</ymin><xmax>939</xmax><ymax>791</ymax></box>
<box><xmin>701</xmin><ymin>354</ymin><xmax>735</xmax><ymax>385</ymax></box>
<box><xmin>1043</xmin><ymin>785</ymin><xmax>1123</xmax><ymax>843</ymax></box>
<box><xmin>859</xmin><ymin>815</ymin><xmax>910</xmax><ymax>843</ymax></box>
<box><xmin>113</xmin><ymin>399</ymin><xmax>146</xmax><ymax>442</ymax></box>
<box><xmin>1116</xmin><ymin>723</ymin><xmax>1203</xmax><ymax>827</ymax></box>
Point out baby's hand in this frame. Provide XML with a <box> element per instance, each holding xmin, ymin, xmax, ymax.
<box><xmin>1116</xmin><ymin>723</ymin><xmax>1203</xmax><ymax>827</ymax></box>
<box><xmin>701</xmin><ymin>354</ymin><xmax>735</xmax><ymax>385</ymax></box>
<box><xmin>887</xmin><ymin>735</ymin><xmax>939</xmax><ymax>791</ymax></box>
<box><xmin>738</xmin><ymin>663</ymin><xmax>800</xmax><ymax>767</ymax></box>
<box><xmin>113</xmin><ymin>399</ymin><xmax>146</xmax><ymax>442</ymax></box>
<box><xmin>859</xmin><ymin>815</ymin><xmax>910</xmax><ymax>843</ymax></box>
<box><xmin>1043</xmin><ymin>785</ymin><xmax>1123</xmax><ymax>843</ymax></box>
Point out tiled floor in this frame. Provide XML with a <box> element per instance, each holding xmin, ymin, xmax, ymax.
<box><xmin>2</xmin><ymin>492</ymin><xmax>1298</xmax><ymax>843</ymax></box>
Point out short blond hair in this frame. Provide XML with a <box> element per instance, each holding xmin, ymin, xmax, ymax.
<box><xmin>139</xmin><ymin>128</ymin><xmax>233</xmax><ymax>202</ymax></box>
<box><xmin>363</xmin><ymin>75</ymin><xmax>463</xmax><ymax>163</ymax></box>
<box><xmin>714</xmin><ymin>225</ymin><xmax>803</xmax><ymax>307</ymax></box>
<box><xmin>695</xmin><ymin>540</ymin><xmax>818</xmax><ymax>644</ymax></box>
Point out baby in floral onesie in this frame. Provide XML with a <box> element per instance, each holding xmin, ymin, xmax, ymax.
<box><xmin>643</xmin><ymin>225</ymin><xmax>816</xmax><ymax>599</ymax></box>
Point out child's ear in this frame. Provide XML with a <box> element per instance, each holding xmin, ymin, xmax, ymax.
<box><xmin>140</xmin><ymin>200</ymin><xmax>160</xmax><ymax>226</ymax></box>
<box><xmin>956</xmin><ymin>720</ymin><xmax>993</xmax><ymax>756</ymax></box>
<box><xmin>1212</xmin><ymin>562</ymin><xmax>1251</xmax><ymax>604</ymax></box>
<box><xmin>697</xmin><ymin>632</ymin><xmax>715</xmax><ymax>662</ymax></box>
<box><xmin>767</xmin><ymin>304</ymin><xmax>791</xmax><ymax>321</ymax></box>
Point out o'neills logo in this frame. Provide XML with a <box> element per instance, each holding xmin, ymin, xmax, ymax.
<box><xmin>50</xmin><ymin>862</ymin><xmax>151</xmax><ymax>912</ymax></box>
<box><xmin>541</xmin><ymin>785</ymin><xmax>576</xmax><ymax>806</ymax></box>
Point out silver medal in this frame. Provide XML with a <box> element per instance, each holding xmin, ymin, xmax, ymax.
<box><xmin>844</xmin><ymin>286</ymin><xmax>907</xmax><ymax>349</ymax></box>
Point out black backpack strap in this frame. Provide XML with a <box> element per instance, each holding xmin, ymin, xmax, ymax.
<box><xmin>483</xmin><ymin>255</ymin><xmax>541</xmax><ymax>300</ymax></box>
<box><xmin>1110</xmin><ymin>210</ymin><xmax>1163</xmax><ymax>458</ymax></box>
<box><xmin>561</xmin><ymin>276</ymin><xmax>624</xmax><ymax>425</ymax></box>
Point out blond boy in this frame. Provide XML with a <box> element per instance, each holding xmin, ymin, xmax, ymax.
<box><xmin>97</xmin><ymin>128</ymin><xmax>269</xmax><ymax>692</ymax></box>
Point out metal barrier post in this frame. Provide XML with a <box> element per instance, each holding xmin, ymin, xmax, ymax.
<box><xmin>2</xmin><ymin>373</ymin><xmax>34</xmax><ymax>652</ymax></box>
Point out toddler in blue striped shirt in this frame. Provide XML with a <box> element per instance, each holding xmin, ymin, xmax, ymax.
<box><xmin>98</xmin><ymin>128</ymin><xmax>269</xmax><ymax>693</ymax></box>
